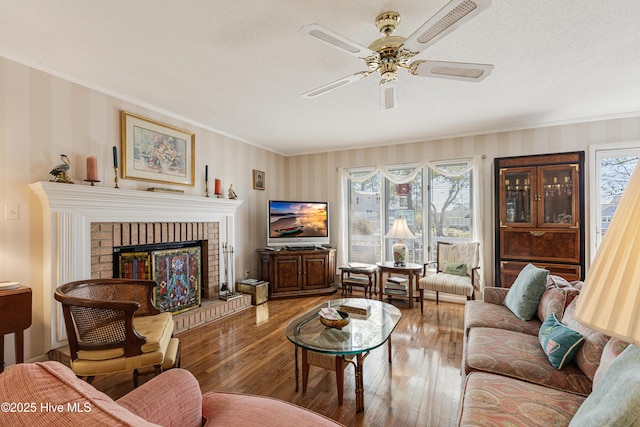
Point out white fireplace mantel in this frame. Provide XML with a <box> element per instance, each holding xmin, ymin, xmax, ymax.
<box><xmin>29</xmin><ymin>181</ymin><xmax>242</xmax><ymax>351</ymax></box>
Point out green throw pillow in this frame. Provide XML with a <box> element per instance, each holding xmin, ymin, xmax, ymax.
<box><xmin>569</xmin><ymin>344</ymin><xmax>640</xmax><ymax>426</ymax></box>
<box><xmin>503</xmin><ymin>263</ymin><xmax>549</xmax><ymax>321</ymax></box>
<box><xmin>443</xmin><ymin>262</ymin><xmax>467</xmax><ymax>276</ymax></box>
<box><xmin>538</xmin><ymin>313</ymin><xmax>584</xmax><ymax>369</ymax></box>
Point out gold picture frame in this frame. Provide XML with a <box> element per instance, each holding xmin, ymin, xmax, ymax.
<box><xmin>253</xmin><ymin>169</ymin><xmax>265</xmax><ymax>190</ymax></box>
<box><xmin>121</xmin><ymin>111</ymin><xmax>195</xmax><ymax>186</ymax></box>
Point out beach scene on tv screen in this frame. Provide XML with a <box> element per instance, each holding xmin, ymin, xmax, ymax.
<box><xmin>269</xmin><ymin>202</ymin><xmax>328</xmax><ymax>238</ymax></box>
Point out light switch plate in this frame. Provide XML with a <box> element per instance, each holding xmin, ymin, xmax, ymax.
<box><xmin>5</xmin><ymin>204</ymin><xmax>19</xmax><ymax>220</ymax></box>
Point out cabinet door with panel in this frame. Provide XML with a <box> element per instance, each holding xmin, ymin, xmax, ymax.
<box><xmin>495</xmin><ymin>152</ymin><xmax>584</xmax><ymax>288</ymax></box>
<box><xmin>302</xmin><ymin>253</ymin><xmax>329</xmax><ymax>289</ymax></box>
<box><xmin>272</xmin><ymin>255</ymin><xmax>303</xmax><ymax>293</ymax></box>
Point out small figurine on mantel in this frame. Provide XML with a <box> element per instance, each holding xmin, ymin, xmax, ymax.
<box><xmin>228</xmin><ymin>183</ymin><xmax>238</xmax><ymax>200</ymax></box>
<box><xmin>49</xmin><ymin>154</ymin><xmax>74</xmax><ymax>184</ymax></box>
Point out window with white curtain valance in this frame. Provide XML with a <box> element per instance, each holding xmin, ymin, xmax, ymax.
<box><xmin>337</xmin><ymin>155</ymin><xmax>485</xmax><ymax>294</ymax></box>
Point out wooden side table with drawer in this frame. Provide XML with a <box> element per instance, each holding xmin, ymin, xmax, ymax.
<box><xmin>0</xmin><ymin>284</ymin><xmax>32</xmax><ymax>372</ymax></box>
<box><xmin>339</xmin><ymin>264</ymin><xmax>378</xmax><ymax>299</ymax></box>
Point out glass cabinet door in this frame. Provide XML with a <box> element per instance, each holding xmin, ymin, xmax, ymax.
<box><xmin>538</xmin><ymin>165</ymin><xmax>579</xmax><ymax>227</ymax></box>
<box><xmin>500</xmin><ymin>168</ymin><xmax>535</xmax><ymax>227</ymax></box>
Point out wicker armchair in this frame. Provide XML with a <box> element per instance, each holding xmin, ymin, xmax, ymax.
<box><xmin>54</xmin><ymin>278</ymin><xmax>180</xmax><ymax>386</ymax></box>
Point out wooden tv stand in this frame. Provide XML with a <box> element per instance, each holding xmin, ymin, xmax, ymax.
<box><xmin>256</xmin><ymin>248</ymin><xmax>337</xmax><ymax>299</ymax></box>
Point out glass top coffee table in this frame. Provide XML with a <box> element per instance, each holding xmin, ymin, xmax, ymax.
<box><xmin>285</xmin><ymin>298</ymin><xmax>402</xmax><ymax>412</ymax></box>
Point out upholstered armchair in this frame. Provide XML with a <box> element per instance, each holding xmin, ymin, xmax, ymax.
<box><xmin>54</xmin><ymin>278</ymin><xmax>180</xmax><ymax>386</ymax></box>
<box><xmin>419</xmin><ymin>241</ymin><xmax>480</xmax><ymax>304</ymax></box>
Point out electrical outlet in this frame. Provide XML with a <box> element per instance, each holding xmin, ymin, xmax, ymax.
<box><xmin>5</xmin><ymin>204</ymin><xmax>19</xmax><ymax>220</ymax></box>
<box><xmin>244</xmin><ymin>269</ymin><xmax>251</xmax><ymax>279</ymax></box>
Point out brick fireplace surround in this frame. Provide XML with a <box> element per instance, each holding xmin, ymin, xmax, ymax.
<box><xmin>94</xmin><ymin>222</ymin><xmax>218</xmax><ymax>298</ymax></box>
<box><xmin>30</xmin><ymin>182</ymin><xmax>250</xmax><ymax>357</ymax></box>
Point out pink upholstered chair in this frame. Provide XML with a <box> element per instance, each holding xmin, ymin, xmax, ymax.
<box><xmin>0</xmin><ymin>361</ymin><xmax>344</xmax><ymax>426</ymax></box>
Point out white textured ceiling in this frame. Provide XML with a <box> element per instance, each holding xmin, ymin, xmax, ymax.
<box><xmin>2</xmin><ymin>1</ymin><xmax>640</xmax><ymax>156</ymax></box>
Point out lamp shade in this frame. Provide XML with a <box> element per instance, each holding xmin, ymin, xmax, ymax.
<box><xmin>385</xmin><ymin>217</ymin><xmax>416</xmax><ymax>240</ymax></box>
<box><xmin>575</xmin><ymin>162</ymin><xmax>640</xmax><ymax>346</ymax></box>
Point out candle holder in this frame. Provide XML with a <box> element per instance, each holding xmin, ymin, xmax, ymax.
<box><xmin>113</xmin><ymin>167</ymin><xmax>119</xmax><ymax>189</ymax></box>
<box><xmin>205</xmin><ymin>181</ymin><xmax>210</xmax><ymax>197</ymax></box>
<box><xmin>84</xmin><ymin>179</ymin><xmax>101</xmax><ymax>187</ymax></box>
<box><xmin>214</xmin><ymin>178</ymin><xmax>222</xmax><ymax>198</ymax></box>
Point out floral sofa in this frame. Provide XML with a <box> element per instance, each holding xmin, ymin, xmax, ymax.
<box><xmin>0</xmin><ymin>361</ymin><xmax>343</xmax><ymax>426</ymax></box>
<box><xmin>458</xmin><ymin>271</ymin><xmax>640</xmax><ymax>426</ymax></box>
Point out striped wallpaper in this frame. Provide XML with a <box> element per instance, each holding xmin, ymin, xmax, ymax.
<box><xmin>2</xmin><ymin>55</ymin><xmax>640</xmax><ymax>362</ymax></box>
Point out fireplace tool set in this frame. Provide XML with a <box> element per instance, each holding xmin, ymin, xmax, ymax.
<box><xmin>220</xmin><ymin>242</ymin><xmax>242</xmax><ymax>301</ymax></box>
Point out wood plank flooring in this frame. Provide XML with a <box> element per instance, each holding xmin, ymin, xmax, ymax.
<box><xmin>93</xmin><ymin>294</ymin><xmax>465</xmax><ymax>427</ymax></box>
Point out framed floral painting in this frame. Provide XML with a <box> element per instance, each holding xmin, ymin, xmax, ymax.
<box><xmin>121</xmin><ymin>111</ymin><xmax>195</xmax><ymax>186</ymax></box>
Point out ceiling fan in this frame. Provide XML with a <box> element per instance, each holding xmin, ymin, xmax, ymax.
<box><xmin>299</xmin><ymin>0</ymin><xmax>493</xmax><ymax>111</ymax></box>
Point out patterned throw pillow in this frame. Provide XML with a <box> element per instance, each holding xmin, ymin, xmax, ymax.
<box><xmin>504</xmin><ymin>263</ymin><xmax>549</xmax><ymax>321</ymax></box>
<box><xmin>443</xmin><ymin>262</ymin><xmax>467</xmax><ymax>276</ymax></box>
<box><xmin>539</xmin><ymin>313</ymin><xmax>585</xmax><ymax>369</ymax></box>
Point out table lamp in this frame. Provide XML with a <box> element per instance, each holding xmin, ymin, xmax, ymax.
<box><xmin>385</xmin><ymin>217</ymin><xmax>415</xmax><ymax>267</ymax></box>
<box><xmin>575</xmin><ymin>162</ymin><xmax>640</xmax><ymax>346</ymax></box>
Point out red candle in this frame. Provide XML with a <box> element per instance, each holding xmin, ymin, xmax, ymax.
<box><xmin>214</xmin><ymin>179</ymin><xmax>221</xmax><ymax>195</ymax></box>
<box><xmin>86</xmin><ymin>156</ymin><xmax>98</xmax><ymax>181</ymax></box>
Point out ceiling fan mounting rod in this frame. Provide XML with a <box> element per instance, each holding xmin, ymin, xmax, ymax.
<box><xmin>375</xmin><ymin>11</ymin><xmax>401</xmax><ymax>35</ymax></box>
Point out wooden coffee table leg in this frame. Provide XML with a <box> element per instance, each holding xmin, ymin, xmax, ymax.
<box><xmin>336</xmin><ymin>356</ymin><xmax>344</xmax><ymax>405</ymax></box>
<box><xmin>354</xmin><ymin>353</ymin><xmax>365</xmax><ymax>412</ymax></box>
<box><xmin>301</xmin><ymin>348</ymin><xmax>309</xmax><ymax>393</ymax></box>
<box><xmin>295</xmin><ymin>345</ymin><xmax>299</xmax><ymax>392</ymax></box>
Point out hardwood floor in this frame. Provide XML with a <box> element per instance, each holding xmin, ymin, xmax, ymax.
<box><xmin>93</xmin><ymin>294</ymin><xmax>466</xmax><ymax>427</ymax></box>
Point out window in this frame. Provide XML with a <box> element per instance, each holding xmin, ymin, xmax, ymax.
<box><xmin>345</xmin><ymin>160</ymin><xmax>474</xmax><ymax>265</ymax></box>
<box><xmin>348</xmin><ymin>170</ymin><xmax>382</xmax><ymax>264</ymax></box>
<box><xmin>591</xmin><ymin>146</ymin><xmax>640</xmax><ymax>255</ymax></box>
<box><xmin>384</xmin><ymin>167</ymin><xmax>423</xmax><ymax>264</ymax></box>
<box><xmin>426</xmin><ymin>163</ymin><xmax>473</xmax><ymax>262</ymax></box>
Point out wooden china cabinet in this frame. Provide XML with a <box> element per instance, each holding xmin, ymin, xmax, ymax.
<box><xmin>494</xmin><ymin>152</ymin><xmax>585</xmax><ymax>287</ymax></box>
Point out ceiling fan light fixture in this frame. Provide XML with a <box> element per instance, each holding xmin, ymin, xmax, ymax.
<box><xmin>380</xmin><ymin>60</ymin><xmax>398</xmax><ymax>80</ymax></box>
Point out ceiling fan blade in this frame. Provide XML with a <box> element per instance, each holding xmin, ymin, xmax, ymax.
<box><xmin>380</xmin><ymin>79</ymin><xmax>398</xmax><ymax>111</ymax></box>
<box><xmin>403</xmin><ymin>0</ymin><xmax>491</xmax><ymax>54</ymax></box>
<box><xmin>410</xmin><ymin>60</ymin><xmax>493</xmax><ymax>82</ymax></box>
<box><xmin>301</xmin><ymin>71</ymin><xmax>373</xmax><ymax>98</ymax></box>
<box><xmin>299</xmin><ymin>24</ymin><xmax>378</xmax><ymax>59</ymax></box>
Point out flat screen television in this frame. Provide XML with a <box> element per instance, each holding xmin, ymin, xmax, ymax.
<box><xmin>267</xmin><ymin>200</ymin><xmax>330</xmax><ymax>247</ymax></box>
